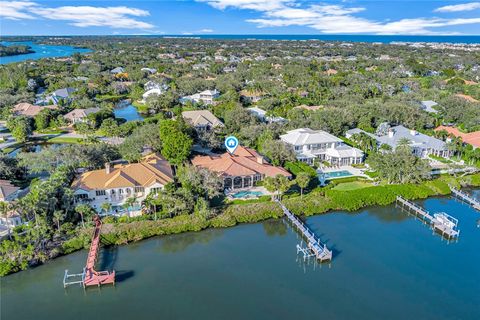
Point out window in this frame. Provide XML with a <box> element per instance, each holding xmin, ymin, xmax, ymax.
<box><xmin>134</xmin><ymin>186</ymin><xmax>145</xmax><ymax>193</ymax></box>
<box><xmin>76</xmin><ymin>194</ymin><xmax>88</xmax><ymax>200</ymax></box>
<box><xmin>119</xmin><ymin>189</ymin><xmax>124</xmax><ymax>194</ymax></box>
<box><xmin>96</xmin><ymin>190</ymin><xmax>106</xmax><ymax>196</ymax></box>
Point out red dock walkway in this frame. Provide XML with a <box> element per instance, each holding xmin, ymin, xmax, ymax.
<box><xmin>82</xmin><ymin>215</ymin><xmax>115</xmax><ymax>287</ymax></box>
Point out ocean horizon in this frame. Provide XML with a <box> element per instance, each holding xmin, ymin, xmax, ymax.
<box><xmin>2</xmin><ymin>34</ymin><xmax>480</xmax><ymax>44</ymax></box>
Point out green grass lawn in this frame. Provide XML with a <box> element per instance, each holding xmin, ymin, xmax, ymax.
<box><xmin>332</xmin><ymin>181</ymin><xmax>373</xmax><ymax>191</ymax></box>
<box><xmin>47</xmin><ymin>136</ymin><xmax>84</xmax><ymax>144</ymax></box>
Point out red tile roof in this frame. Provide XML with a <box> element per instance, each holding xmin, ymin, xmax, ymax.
<box><xmin>191</xmin><ymin>146</ymin><xmax>292</xmax><ymax>178</ymax></box>
<box><xmin>435</xmin><ymin>126</ymin><xmax>480</xmax><ymax>148</ymax></box>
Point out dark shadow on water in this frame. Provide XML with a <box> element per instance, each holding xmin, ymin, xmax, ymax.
<box><xmin>262</xmin><ymin>219</ymin><xmax>288</xmax><ymax>237</ymax></box>
<box><xmin>115</xmin><ymin>270</ymin><xmax>135</xmax><ymax>283</ymax></box>
<box><xmin>98</xmin><ymin>246</ymin><xmax>118</xmax><ymax>271</ymax></box>
<box><xmin>159</xmin><ymin>228</ymin><xmax>224</xmax><ymax>254</ymax></box>
<box><xmin>367</xmin><ymin>205</ymin><xmax>409</xmax><ymax>223</ymax></box>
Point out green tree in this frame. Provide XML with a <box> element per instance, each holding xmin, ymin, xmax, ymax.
<box><xmin>75</xmin><ymin>204</ymin><xmax>94</xmax><ymax>228</ymax></box>
<box><xmin>295</xmin><ymin>172</ymin><xmax>310</xmax><ymax>198</ymax></box>
<box><xmin>6</xmin><ymin>116</ymin><xmax>33</xmax><ymax>143</ymax></box>
<box><xmin>159</xmin><ymin>120</ymin><xmax>192</xmax><ymax>166</ymax></box>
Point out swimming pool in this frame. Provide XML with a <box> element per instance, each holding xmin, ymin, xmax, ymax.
<box><xmin>321</xmin><ymin>170</ymin><xmax>353</xmax><ymax>179</ymax></box>
<box><xmin>231</xmin><ymin>190</ymin><xmax>264</xmax><ymax>199</ymax></box>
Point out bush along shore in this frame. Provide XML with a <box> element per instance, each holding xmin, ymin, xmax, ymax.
<box><xmin>2</xmin><ymin>174</ymin><xmax>480</xmax><ymax>276</ymax></box>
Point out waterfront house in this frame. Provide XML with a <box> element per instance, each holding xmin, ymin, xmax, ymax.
<box><xmin>12</xmin><ymin>103</ymin><xmax>57</xmax><ymax>117</ymax></box>
<box><xmin>420</xmin><ymin>100</ymin><xmax>439</xmax><ymax>114</ymax></box>
<box><xmin>71</xmin><ymin>153</ymin><xmax>174</xmax><ymax>215</ymax></box>
<box><xmin>64</xmin><ymin>107</ymin><xmax>101</xmax><ymax>124</ymax></box>
<box><xmin>191</xmin><ymin>146</ymin><xmax>291</xmax><ymax>190</ymax></box>
<box><xmin>141</xmin><ymin>88</ymin><xmax>164</xmax><ymax>103</ymax></box>
<box><xmin>435</xmin><ymin>125</ymin><xmax>480</xmax><ymax>149</ymax></box>
<box><xmin>281</xmin><ymin>128</ymin><xmax>364</xmax><ymax>166</ymax></box>
<box><xmin>180</xmin><ymin>89</ymin><xmax>220</xmax><ymax>105</ymax></box>
<box><xmin>182</xmin><ymin>110</ymin><xmax>224</xmax><ymax>132</ymax></box>
<box><xmin>346</xmin><ymin>125</ymin><xmax>452</xmax><ymax>158</ymax></box>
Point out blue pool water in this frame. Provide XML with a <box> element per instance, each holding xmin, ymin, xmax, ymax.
<box><xmin>231</xmin><ymin>190</ymin><xmax>264</xmax><ymax>198</ymax></box>
<box><xmin>323</xmin><ymin>170</ymin><xmax>353</xmax><ymax>179</ymax></box>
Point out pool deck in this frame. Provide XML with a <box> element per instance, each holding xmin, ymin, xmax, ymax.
<box><xmin>317</xmin><ymin>165</ymin><xmax>371</xmax><ymax>180</ymax></box>
<box><xmin>226</xmin><ymin>186</ymin><xmax>271</xmax><ymax>200</ymax></box>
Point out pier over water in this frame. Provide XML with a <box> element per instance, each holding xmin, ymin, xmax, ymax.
<box><xmin>276</xmin><ymin>200</ymin><xmax>332</xmax><ymax>262</ymax></box>
<box><xmin>396</xmin><ymin>196</ymin><xmax>460</xmax><ymax>239</ymax></box>
<box><xmin>451</xmin><ymin>187</ymin><xmax>480</xmax><ymax>211</ymax></box>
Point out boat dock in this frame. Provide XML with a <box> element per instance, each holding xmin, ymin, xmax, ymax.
<box><xmin>276</xmin><ymin>201</ymin><xmax>332</xmax><ymax>262</ymax></box>
<box><xmin>450</xmin><ymin>187</ymin><xmax>480</xmax><ymax>211</ymax></box>
<box><xmin>396</xmin><ymin>196</ymin><xmax>460</xmax><ymax>239</ymax></box>
<box><xmin>63</xmin><ymin>215</ymin><xmax>115</xmax><ymax>288</ymax></box>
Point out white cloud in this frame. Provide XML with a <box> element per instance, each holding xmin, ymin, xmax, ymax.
<box><xmin>0</xmin><ymin>1</ymin><xmax>37</xmax><ymax>20</ymax></box>
<box><xmin>202</xmin><ymin>0</ymin><xmax>480</xmax><ymax>34</ymax></box>
<box><xmin>0</xmin><ymin>1</ymin><xmax>154</xmax><ymax>29</ymax></box>
<box><xmin>199</xmin><ymin>28</ymin><xmax>214</xmax><ymax>32</ymax></box>
<box><xmin>435</xmin><ymin>2</ymin><xmax>480</xmax><ymax>13</ymax></box>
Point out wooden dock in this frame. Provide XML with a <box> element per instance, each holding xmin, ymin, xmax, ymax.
<box><xmin>63</xmin><ymin>215</ymin><xmax>115</xmax><ymax>288</ymax></box>
<box><xmin>450</xmin><ymin>187</ymin><xmax>480</xmax><ymax>211</ymax></box>
<box><xmin>396</xmin><ymin>196</ymin><xmax>460</xmax><ymax>239</ymax></box>
<box><xmin>276</xmin><ymin>201</ymin><xmax>332</xmax><ymax>262</ymax></box>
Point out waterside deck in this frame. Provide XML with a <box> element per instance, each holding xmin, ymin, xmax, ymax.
<box><xmin>450</xmin><ymin>187</ymin><xmax>480</xmax><ymax>211</ymax></box>
<box><xmin>396</xmin><ymin>196</ymin><xmax>460</xmax><ymax>239</ymax></box>
<box><xmin>276</xmin><ymin>201</ymin><xmax>332</xmax><ymax>262</ymax></box>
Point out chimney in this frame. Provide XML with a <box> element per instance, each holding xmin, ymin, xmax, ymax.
<box><xmin>256</xmin><ymin>155</ymin><xmax>264</xmax><ymax>164</ymax></box>
<box><xmin>105</xmin><ymin>162</ymin><xmax>111</xmax><ymax>174</ymax></box>
<box><xmin>388</xmin><ymin>129</ymin><xmax>395</xmax><ymax>138</ymax></box>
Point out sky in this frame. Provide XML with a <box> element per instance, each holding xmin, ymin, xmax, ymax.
<box><xmin>1</xmin><ymin>0</ymin><xmax>480</xmax><ymax>36</ymax></box>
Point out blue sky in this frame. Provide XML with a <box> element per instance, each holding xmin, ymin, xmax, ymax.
<box><xmin>1</xmin><ymin>1</ymin><xmax>480</xmax><ymax>35</ymax></box>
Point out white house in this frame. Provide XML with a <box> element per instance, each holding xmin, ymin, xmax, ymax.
<box><xmin>281</xmin><ymin>128</ymin><xmax>364</xmax><ymax>166</ymax></box>
<box><xmin>71</xmin><ymin>154</ymin><xmax>174</xmax><ymax>215</ymax></box>
<box><xmin>420</xmin><ymin>100</ymin><xmax>439</xmax><ymax>114</ymax></box>
<box><xmin>247</xmin><ymin>107</ymin><xmax>287</xmax><ymax>124</ymax></box>
<box><xmin>144</xmin><ymin>80</ymin><xmax>168</xmax><ymax>92</ymax></box>
<box><xmin>180</xmin><ymin>89</ymin><xmax>220</xmax><ymax>105</ymax></box>
<box><xmin>141</xmin><ymin>88</ymin><xmax>164</xmax><ymax>103</ymax></box>
<box><xmin>141</xmin><ymin>67</ymin><xmax>157</xmax><ymax>74</ymax></box>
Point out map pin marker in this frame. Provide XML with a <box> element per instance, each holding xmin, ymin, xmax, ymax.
<box><xmin>225</xmin><ymin>136</ymin><xmax>239</xmax><ymax>155</ymax></box>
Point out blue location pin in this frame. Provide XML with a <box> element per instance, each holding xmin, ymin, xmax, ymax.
<box><xmin>225</xmin><ymin>136</ymin><xmax>239</xmax><ymax>154</ymax></box>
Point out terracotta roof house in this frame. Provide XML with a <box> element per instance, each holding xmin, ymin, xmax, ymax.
<box><xmin>435</xmin><ymin>126</ymin><xmax>480</xmax><ymax>149</ymax></box>
<box><xmin>12</xmin><ymin>103</ymin><xmax>57</xmax><ymax>117</ymax></box>
<box><xmin>72</xmin><ymin>153</ymin><xmax>174</xmax><ymax>214</ymax></box>
<box><xmin>191</xmin><ymin>146</ymin><xmax>291</xmax><ymax>190</ymax></box>
<box><xmin>182</xmin><ymin>110</ymin><xmax>224</xmax><ymax>131</ymax></box>
<box><xmin>455</xmin><ymin>94</ymin><xmax>479</xmax><ymax>103</ymax></box>
<box><xmin>282</xmin><ymin>128</ymin><xmax>364</xmax><ymax>166</ymax></box>
<box><xmin>0</xmin><ymin>180</ymin><xmax>20</xmax><ymax>203</ymax></box>
<box><xmin>64</xmin><ymin>107</ymin><xmax>101</xmax><ymax>124</ymax></box>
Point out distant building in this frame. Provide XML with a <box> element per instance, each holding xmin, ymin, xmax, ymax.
<box><xmin>144</xmin><ymin>80</ymin><xmax>168</xmax><ymax>92</ymax></box>
<box><xmin>141</xmin><ymin>67</ymin><xmax>157</xmax><ymax>74</ymax></box>
<box><xmin>47</xmin><ymin>87</ymin><xmax>76</xmax><ymax>105</ymax></box>
<box><xmin>12</xmin><ymin>103</ymin><xmax>57</xmax><ymax>117</ymax></box>
<box><xmin>247</xmin><ymin>107</ymin><xmax>287</xmax><ymax>124</ymax></box>
<box><xmin>180</xmin><ymin>89</ymin><xmax>220</xmax><ymax>105</ymax></box>
<box><xmin>281</xmin><ymin>128</ymin><xmax>364</xmax><ymax>166</ymax></box>
<box><xmin>72</xmin><ymin>154</ymin><xmax>174</xmax><ymax>214</ymax></box>
<box><xmin>346</xmin><ymin>124</ymin><xmax>452</xmax><ymax>158</ymax></box>
<box><xmin>182</xmin><ymin>110</ymin><xmax>224</xmax><ymax>132</ymax></box>
<box><xmin>110</xmin><ymin>67</ymin><xmax>125</xmax><ymax>74</ymax></box>
<box><xmin>191</xmin><ymin>146</ymin><xmax>291</xmax><ymax>190</ymax></box>
<box><xmin>141</xmin><ymin>88</ymin><xmax>164</xmax><ymax>103</ymax></box>
<box><xmin>240</xmin><ymin>90</ymin><xmax>263</xmax><ymax>104</ymax></box>
<box><xmin>64</xmin><ymin>107</ymin><xmax>101</xmax><ymax>124</ymax></box>
<box><xmin>0</xmin><ymin>180</ymin><xmax>20</xmax><ymax>203</ymax></box>
<box><xmin>435</xmin><ymin>125</ymin><xmax>480</xmax><ymax>149</ymax></box>
<box><xmin>420</xmin><ymin>100</ymin><xmax>439</xmax><ymax>114</ymax></box>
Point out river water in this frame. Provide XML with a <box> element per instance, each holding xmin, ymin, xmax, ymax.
<box><xmin>0</xmin><ymin>41</ymin><xmax>90</xmax><ymax>64</ymax></box>
<box><xmin>2</xmin><ymin>193</ymin><xmax>480</xmax><ymax>320</ymax></box>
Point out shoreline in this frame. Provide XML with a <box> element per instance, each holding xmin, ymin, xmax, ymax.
<box><xmin>3</xmin><ymin>173</ymin><xmax>479</xmax><ymax>277</ymax></box>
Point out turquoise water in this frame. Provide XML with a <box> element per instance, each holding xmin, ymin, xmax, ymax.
<box><xmin>323</xmin><ymin>170</ymin><xmax>353</xmax><ymax>179</ymax></box>
<box><xmin>231</xmin><ymin>190</ymin><xmax>264</xmax><ymax>198</ymax></box>
<box><xmin>113</xmin><ymin>104</ymin><xmax>144</xmax><ymax>122</ymax></box>
<box><xmin>0</xmin><ymin>41</ymin><xmax>90</xmax><ymax>64</ymax></box>
<box><xmin>2</xmin><ymin>192</ymin><xmax>480</xmax><ymax>319</ymax></box>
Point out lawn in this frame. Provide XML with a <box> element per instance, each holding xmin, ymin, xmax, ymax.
<box><xmin>332</xmin><ymin>181</ymin><xmax>373</xmax><ymax>191</ymax></box>
<box><xmin>47</xmin><ymin>136</ymin><xmax>84</xmax><ymax>144</ymax></box>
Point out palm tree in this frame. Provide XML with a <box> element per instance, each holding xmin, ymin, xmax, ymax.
<box><xmin>75</xmin><ymin>204</ymin><xmax>92</xmax><ymax>228</ymax></box>
<box><xmin>276</xmin><ymin>175</ymin><xmax>291</xmax><ymax>200</ymax></box>
<box><xmin>101</xmin><ymin>202</ymin><xmax>112</xmax><ymax>216</ymax></box>
<box><xmin>295</xmin><ymin>172</ymin><xmax>310</xmax><ymax>198</ymax></box>
<box><xmin>53</xmin><ymin>210</ymin><xmax>64</xmax><ymax>232</ymax></box>
<box><xmin>142</xmin><ymin>193</ymin><xmax>158</xmax><ymax>220</ymax></box>
<box><xmin>263</xmin><ymin>176</ymin><xmax>278</xmax><ymax>200</ymax></box>
<box><xmin>123</xmin><ymin>196</ymin><xmax>137</xmax><ymax>217</ymax></box>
